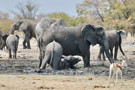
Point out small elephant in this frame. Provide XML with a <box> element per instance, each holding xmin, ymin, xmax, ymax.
<box><xmin>61</xmin><ymin>55</ymin><xmax>82</xmax><ymax>69</ymax></box>
<box><xmin>6</xmin><ymin>34</ymin><xmax>19</xmax><ymax>59</ymax></box>
<box><xmin>38</xmin><ymin>40</ymin><xmax>63</xmax><ymax>71</ymax></box>
<box><xmin>98</xmin><ymin>30</ymin><xmax>126</xmax><ymax>60</ymax></box>
<box><xmin>0</xmin><ymin>34</ymin><xmax>9</xmax><ymax>50</ymax></box>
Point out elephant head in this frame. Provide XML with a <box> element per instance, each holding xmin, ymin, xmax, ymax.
<box><xmin>10</xmin><ymin>20</ymin><xmax>28</xmax><ymax>34</ymax></box>
<box><xmin>81</xmin><ymin>24</ymin><xmax>114</xmax><ymax>63</ymax></box>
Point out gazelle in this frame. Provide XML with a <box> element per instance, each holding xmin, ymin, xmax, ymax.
<box><xmin>108</xmin><ymin>56</ymin><xmax>127</xmax><ymax>85</ymax></box>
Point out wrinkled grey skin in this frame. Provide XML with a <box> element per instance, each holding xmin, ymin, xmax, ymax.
<box><xmin>10</xmin><ymin>19</ymin><xmax>37</xmax><ymax>49</ymax></box>
<box><xmin>36</xmin><ymin>21</ymin><xmax>114</xmax><ymax>68</ymax></box>
<box><xmin>98</xmin><ymin>30</ymin><xmax>126</xmax><ymax>60</ymax></box>
<box><xmin>0</xmin><ymin>34</ymin><xmax>9</xmax><ymax>50</ymax></box>
<box><xmin>38</xmin><ymin>41</ymin><xmax>63</xmax><ymax>71</ymax></box>
<box><xmin>6</xmin><ymin>34</ymin><xmax>19</xmax><ymax>59</ymax></box>
<box><xmin>35</xmin><ymin>17</ymin><xmax>67</xmax><ymax>47</ymax></box>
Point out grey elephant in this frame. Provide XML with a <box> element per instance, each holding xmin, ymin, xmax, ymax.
<box><xmin>0</xmin><ymin>34</ymin><xmax>9</xmax><ymax>50</ymax></box>
<box><xmin>10</xmin><ymin>19</ymin><xmax>37</xmax><ymax>49</ymax></box>
<box><xmin>6</xmin><ymin>34</ymin><xmax>19</xmax><ymax>59</ymax></box>
<box><xmin>36</xmin><ymin>21</ymin><xmax>114</xmax><ymax>68</ymax></box>
<box><xmin>98</xmin><ymin>30</ymin><xmax>126</xmax><ymax>60</ymax></box>
<box><xmin>61</xmin><ymin>55</ymin><xmax>82</xmax><ymax>69</ymax></box>
<box><xmin>38</xmin><ymin>41</ymin><xmax>63</xmax><ymax>71</ymax></box>
<box><xmin>35</xmin><ymin>17</ymin><xmax>67</xmax><ymax>47</ymax></box>
<box><xmin>37</xmin><ymin>41</ymin><xmax>81</xmax><ymax>72</ymax></box>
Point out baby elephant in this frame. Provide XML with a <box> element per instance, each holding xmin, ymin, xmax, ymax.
<box><xmin>37</xmin><ymin>41</ymin><xmax>81</xmax><ymax>72</ymax></box>
<box><xmin>6</xmin><ymin>34</ymin><xmax>19</xmax><ymax>59</ymax></box>
<box><xmin>38</xmin><ymin>40</ymin><xmax>63</xmax><ymax>71</ymax></box>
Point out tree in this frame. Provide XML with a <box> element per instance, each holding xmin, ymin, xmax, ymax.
<box><xmin>76</xmin><ymin>0</ymin><xmax>135</xmax><ymax>35</ymax></box>
<box><xmin>11</xmin><ymin>1</ymin><xmax>39</xmax><ymax>20</ymax></box>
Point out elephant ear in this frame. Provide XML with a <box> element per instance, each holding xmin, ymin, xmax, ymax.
<box><xmin>19</xmin><ymin>20</ymin><xmax>28</xmax><ymax>32</ymax></box>
<box><xmin>81</xmin><ymin>24</ymin><xmax>97</xmax><ymax>45</ymax></box>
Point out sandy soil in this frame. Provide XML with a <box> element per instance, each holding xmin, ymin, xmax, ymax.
<box><xmin>0</xmin><ymin>36</ymin><xmax>134</xmax><ymax>90</ymax></box>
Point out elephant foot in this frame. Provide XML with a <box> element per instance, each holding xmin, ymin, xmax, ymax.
<box><xmin>34</xmin><ymin>69</ymin><xmax>43</xmax><ymax>73</ymax></box>
<box><xmin>97</xmin><ymin>57</ymin><xmax>102</xmax><ymax>61</ymax></box>
<box><xmin>113</xmin><ymin>58</ymin><xmax>118</xmax><ymax>61</ymax></box>
<box><xmin>27</xmin><ymin>47</ymin><xmax>31</xmax><ymax>49</ymax></box>
<box><xmin>23</xmin><ymin>46</ymin><xmax>27</xmax><ymax>49</ymax></box>
<box><xmin>9</xmin><ymin>57</ymin><xmax>12</xmax><ymax>59</ymax></box>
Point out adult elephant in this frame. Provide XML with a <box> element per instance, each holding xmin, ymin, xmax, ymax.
<box><xmin>98</xmin><ymin>30</ymin><xmax>126</xmax><ymax>60</ymax></box>
<box><xmin>36</xmin><ymin>22</ymin><xmax>114</xmax><ymax>68</ymax></box>
<box><xmin>35</xmin><ymin>17</ymin><xmax>67</xmax><ymax>46</ymax></box>
<box><xmin>10</xmin><ymin>19</ymin><xmax>38</xmax><ymax>49</ymax></box>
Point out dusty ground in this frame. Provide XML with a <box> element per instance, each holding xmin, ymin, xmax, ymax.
<box><xmin>0</xmin><ymin>35</ymin><xmax>135</xmax><ymax>90</ymax></box>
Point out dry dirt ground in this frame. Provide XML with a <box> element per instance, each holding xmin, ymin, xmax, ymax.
<box><xmin>0</xmin><ymin>35</ymin><xmax>135</xmax><ymax>90</ymax></box>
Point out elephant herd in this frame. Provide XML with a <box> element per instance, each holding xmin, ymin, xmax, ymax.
<box><xmin>0</xmin><ymin>17</ymin><xmax>126</xmax><ymax>71</ymax></box>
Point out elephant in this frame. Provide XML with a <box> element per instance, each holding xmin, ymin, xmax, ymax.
<box><xmin>97</xmin><ymin>30</ymin><xmax>126</xmax><ymax>60</ymax></box>
<box><xmin>0</xmin><ymin>34</ymin><xmax>9</xmax><ymax>50</ymax></box>
<box><xmin>61</xmin><ymin>55</ymin><xmax>82</xmax><ymax>69</ymax></box>
<box><xmin>37</xmin><ymin>40</ymin><xmax>81</xmax><ymax>72</ymax></box>
<box><xmin>35</xmin><ymin>17</ymin><xmax>67</xmax><ymax>47</ymax></box>
<box><xmin>10</xmin><ymin>19</ymin><xmax>38</xmax><ymax>49</ymax></box>
<box><xmin>38</xmin><ymin>40</ymin><xmax>63</xmax><ymax>71</ymax></box>
<box><xmin>6</xmin><ymin>34</ymin><xmax>19</xmax><ymax>59</ymax></box>
<box><xmin>36</xmin><ymin>21</ymin><xmax>114</xmax><ymax>68</ymax></box>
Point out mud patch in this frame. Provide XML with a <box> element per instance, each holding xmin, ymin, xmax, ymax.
<box><xmin>0</xmin><ymin>60</ymin><xmax>135</xmax><ymax>79</ymax></box>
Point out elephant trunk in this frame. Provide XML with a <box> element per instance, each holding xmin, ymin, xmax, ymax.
<box><xmin>10</xmin><ymin>27</ymin><xmax>15</xmax><ymax>34</ymax></box>
<box><xmin>103</xmin><ymin>40</ymin><xmax>114</xmax><ymax>63</ymax></box>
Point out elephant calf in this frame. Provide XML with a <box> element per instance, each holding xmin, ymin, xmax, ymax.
<box><xmin>6</xmin><ymin>34</ymin><xmax>19</xmax><ymax>59</ymax></box>
<box><xmin>37</xmin><ymin>41</ymin><xmax>81</xmax><ymax>72</ymax></box>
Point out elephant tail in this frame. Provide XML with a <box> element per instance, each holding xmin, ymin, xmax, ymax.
<box><xmin>118</xmin><ymin>31</ymin><xmax>125</xmax><ymax>56</ymax></box>
<box><xmin>50</xmin><ymin>41</ymin><xmax>55</xmax><ymax>66</ymax></box>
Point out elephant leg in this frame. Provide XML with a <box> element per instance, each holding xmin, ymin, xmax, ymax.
<box><xmin>52</xmin><ymin>55</ymin><xmax>61</xmax><ymax>70</ymax></box>
<box><xmin>114</xmin><ymin>44</ymin><xmax>118</xmax><ymax>60</ymax></box>
<box><xmin>27</xmin><ymin>39</ymin><xmax>31</xmax><ymax>49</ymax></box>
<box><xmin>9</xmin><ymin>50</ymin><xmax>12</xmax><ymax>59</ymax></box>
<box><xmin>110</xmin><ymin>49</ymin><xmax>113</xmax><ymax>58</ymax></box>
<box><xmin>13</xmin><ymin>49</ymin><xmax>17</xmax><ymax>59</ymax></box>
<box><xmin>39</xmin><ymin>53</ymin><xmax>50</xmax><ymax>70</ymax></box>
<box><xmin>24</xmin><ymin>31</ymin><xmax>31</xmax><ymax>49</ymax></box>
<box><xmin>97</xmin><ymin>47</ymin><xmax>102</xmax><ymax>60</ymax></box>
<box><xmin>23</xmin><ymin>39</ymin><xmax>27</xmax><ymax>49</ymax></box>
<box><xmin>38</xmin><ymin>50</ymin><xmax>43</xmax><ymax>68</ymax></box>
<box><xmin>82</xmin><ymin>50</ymin><xmax>90</xmax><ymax>68</ymax></box>
<box><xmin>102</xmin><ymin>50</ymin><xmax>106</xmax><ymax>61</ymax></box>
<box><xmin>25</xmin><ymin>38</ymin><xmax>31</xmax><ymax>49</ymax></box>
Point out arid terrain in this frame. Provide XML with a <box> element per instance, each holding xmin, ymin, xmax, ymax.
<box><xmin>0</xmin><ymin>35</ymin><xmax>135</xmax><ymax>90</ymax></box>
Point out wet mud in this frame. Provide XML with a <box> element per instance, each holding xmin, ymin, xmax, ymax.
<box><xmin>0</xmin><ymin>60</ymin><xmax>135</xmax><ymax>80</ymax></box>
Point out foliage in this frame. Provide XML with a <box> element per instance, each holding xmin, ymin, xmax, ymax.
<box><xmin>76</xmin><ymin>0</ymin><xmax>135</xmax><ymax>35</ymax></box>
<box><xmin>11</xmin><ymin>1</ymin><xmax>39</xmax><ymax>20</ymax></box>
<box><xmin>0</xmin><ymin>19</ymin><xmax>13</xmax><ymax>34</ymax></box>
<box><xmin>47</xmin><ymin>12</ymin><xmax>88</xmax><ymax>26</ymax></box>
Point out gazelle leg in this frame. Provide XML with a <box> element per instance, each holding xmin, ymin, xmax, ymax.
<box><xmin>115</xmin><ymin>72</ymin><xmax>118</xmax><ymax>85</ymax></box>
<box><xmin>120</xmin><ymin>71</ymin><xmax>124</xmax><ymax>85</ymax></box>
<box><xmin>108</xmin><ymin>69</ymin><xmax>112</xmax><ymax>85</ymax></box>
